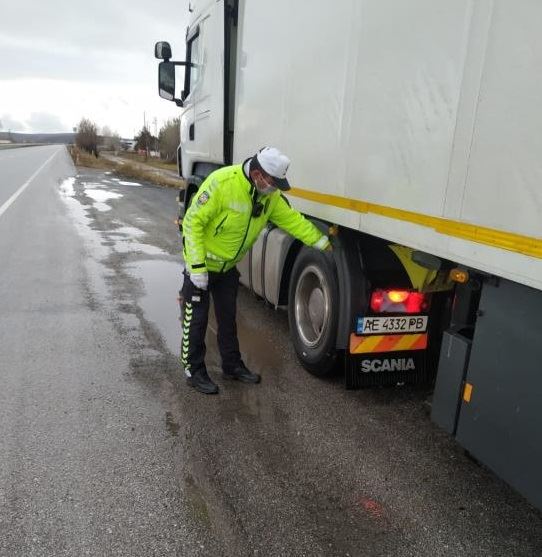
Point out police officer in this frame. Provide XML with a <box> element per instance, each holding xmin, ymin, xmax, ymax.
<box><xmin>181</xmin><ymin>147</ymin><xmax>331</xmax><ymax>394</ymax></box>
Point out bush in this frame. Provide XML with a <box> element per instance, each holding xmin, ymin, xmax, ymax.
<box><xmin>75</xmin><ymin>118</ymin><xmax>99</xmax><ymax>156</ymax></box>
<box><xmin>134</xmin><ymin>126</ymin><xmax>157</xmax><ymax>153</ymax></box>
<box><xmin>158</xmin><ymin>118</ymin><xmax>180</xmax><ymax>163</ymax></box>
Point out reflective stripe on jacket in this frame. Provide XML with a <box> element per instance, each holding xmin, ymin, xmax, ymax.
<box><xmin>182</xmin><ymin>164</ymin><xmax>325</xmax><ymax>273</ymax></box>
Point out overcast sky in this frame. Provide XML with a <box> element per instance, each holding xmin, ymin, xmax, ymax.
<box><xmin>0</xmin><ymin>0</ymin><xmax>190</xmax><ymax>138</ymax></box>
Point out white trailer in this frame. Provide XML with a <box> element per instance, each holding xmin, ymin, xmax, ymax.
<box><xmin>155</xmin><ymin>0</ymin><xmax>542</xmax><ymax>510</ymax></box>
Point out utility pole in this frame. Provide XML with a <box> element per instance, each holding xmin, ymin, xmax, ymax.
<box><xmin>143</xmin><ymin>111</ymin><xmax>148</xmax><ymax>160</ymax></box>
<box><xmin>153</xmin><ymin>117</ymin><xmax>158</xmax><ymax>156</ymax></box>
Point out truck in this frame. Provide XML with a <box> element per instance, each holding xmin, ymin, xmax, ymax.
<box><xmin>154</xmin><ymin>0</ymin><xmax>542</xmax><ymax>511</ymax></box>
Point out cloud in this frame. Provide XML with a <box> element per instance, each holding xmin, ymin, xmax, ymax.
<box><xmin>26</xmin><ymin>112</ymin><xmax>66</xmax><ymax>133</ymax></box>
<box><xmin>1</xmin><ymin>111</ymin><xmax>67</xmax><ymax>133</ymax></box>
<box><xmin>0</xmin><ymin>1</ymin><xmax>189</xmax><ymax>136</ymax></box>
<box><xmin>0</xmin><ymin>1</ymin><xmax>188</xmax><ymax>84</ymax></box>
<box><xmin>0</xmin><ymin>79</ymin><xmax>180</xmax><ymax>137</ymax></box>
<box><xmin>0</xmin><ymin>114</ymin><xmax>26</xmax><ymax>132</ymax></box>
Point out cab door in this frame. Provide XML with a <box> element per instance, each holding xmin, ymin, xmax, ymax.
<box><xmin>180</xmin><ymin>2</ymin><xmax>226</xmax><ymax>178</ymax></box>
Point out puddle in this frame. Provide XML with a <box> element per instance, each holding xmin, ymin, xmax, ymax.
<box><xmin>219</xmin><ymin>389</ymin><xmax>262</xmax><ymax>421</ymax></box>
<box><xmin>184</xmin><ymin>474</ymin><xmax>211</xmax><ymax>527</ymax></box>
<box><xmin>83</xmin><ymin>189</ymin><xmax>123</xmax><ymax>213</ymax></box>
<box><xmin>57</xmin><ymin>178</ymin><xmax>110</xmax><ymax>261</ymax></box>
<box><xmin>110</xmin><ymin>226</ymin><xmax>145</xmax><ymax>237</ymax></box>
<box><xmin>127</xmin><ymin>259</ymin><xmax>182</xmax><ymax>355</ymax></box>
<box><xmin>117</xmin><ymin>180</ymin><xmax>142</xmax><ymax>187</ymax></box>
<box><xmin>58</xmin><ymin>171</ymin><xmax>183</xmax><ymax>358</ymax></box>
<box><xmin>82</xmin><ymin>181</ymin><xmax>109</xmax><ymax>189</ymax></box>
<box><xmin>113</xmin><ymin>240</ymin><xmax>165</xmax><ymax>256</ymax></box>
<box><xmin>85</xmin><ymin>189</ymin><xmax>123</xmax><ymax>203</ymax></box>
<box><xmin>94</xmin><ymin>202</ymin><xmax>112</xmax><ymax>212</ymax></box>
<box><xmin>218</xmin><ymin>384</ymin><xmax>288</xmax><ymax>425</ymax></box>
<box><xmin>59</xmin><ymin>177</ymin><xmax>76</xmax><ymax>197</ymax></box>
<box><xmin>236</xmin><ymin>309</ymin><xmax>285</xmax><ymax>373</ymax></box>
<box><xmin>117</xmin><ymin>312</ymin><xmax>140</xmax><ymax>332</ymax></box>
<box><xmin>165</xmin><ymin>411</ymin><xmax>180</xmax><ymax>436</ymax></box>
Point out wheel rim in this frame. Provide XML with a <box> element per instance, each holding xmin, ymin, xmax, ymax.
<box><xmin>294</xmin><ymin>264</ymin><xmax>331</xmax><ymax>348</ymax></box>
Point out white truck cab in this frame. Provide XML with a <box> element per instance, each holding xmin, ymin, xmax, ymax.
<box><xmin>157</xmin><ymin>0</ymin><xmax>237</xmax><ymax>180</ymax></box>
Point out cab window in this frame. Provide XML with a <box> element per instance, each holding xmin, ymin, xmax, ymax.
<box><xmin>184</xmin><ymin>28</ymin><xmax>201</xmax><ymax>98</ymax></box>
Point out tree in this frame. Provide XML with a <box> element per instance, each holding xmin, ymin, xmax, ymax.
<box><xmin>109</xmin><ymin>133</ymin><xmax>121</xmax><ymax>152</ymax></box>
<box><xmin>134</xmin><ymin>126</ymin><xmax>156</xmax><ymax>154</ymax></box>
<box><xmin>75</xmin><ymin>118</ymin><xmax>98</xmax><ymax>156</ymax></box>
<box><xmin>158</xmin><ymin>118</ymin><xmax>180</xmax><ymax>163</ymax></box>
<box><xmin>100</xmin><ymin>126</ymin><xmax>121</xmax><ymax>152</ymax></box>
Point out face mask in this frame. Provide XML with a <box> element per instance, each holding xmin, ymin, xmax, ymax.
<box><xmin>259</xmin><ymin>184</ymin><xmax>276</xmax><ymax>195</ymax></box>
<box><xmin>256</xmin><ymin>175</ymin><xmax>277</xmax><ymax>195</ymax></box>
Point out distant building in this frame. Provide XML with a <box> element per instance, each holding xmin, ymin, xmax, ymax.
<box><xmin>120</xmin><ymin>139</ymin><xmax>136</xmax><ymax>151</ymax></box>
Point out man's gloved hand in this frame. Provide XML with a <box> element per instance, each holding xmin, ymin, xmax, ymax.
<box><xmin>190</xmin><ymin>271</ymin><xmax>209</xmax><ymax>290</ymax></box>
<box><xmin>314</xmin><ymin>235</ymin><xmax>332</xmax><ymax>252</ymax></box>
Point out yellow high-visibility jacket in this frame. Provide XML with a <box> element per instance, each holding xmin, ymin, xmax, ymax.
<box><xmin>183</xmin><ymin>164</ymin><xmax>327</xmax><ymax>273</ymax></box>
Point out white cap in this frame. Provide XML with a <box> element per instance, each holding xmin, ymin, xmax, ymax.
<box><xmin>255</xmin><ymin>147</ymin><xmax>291</xmax><ymax>191</ymax></box>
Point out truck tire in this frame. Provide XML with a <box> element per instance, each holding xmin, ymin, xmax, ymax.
<box><xmin>288</xmin><ymin>247</ymin><xmax>339</xmax><ymax>376</ymax></box>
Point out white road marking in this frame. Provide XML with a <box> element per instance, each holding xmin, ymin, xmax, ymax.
<box><xmin>0</xmin><ymin>149</ymin><xmax>59</xmax><ymax>219</ymax></box>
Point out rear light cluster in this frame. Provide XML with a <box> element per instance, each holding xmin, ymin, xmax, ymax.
<box><xmin>370</xmin><ymin>289</ymin><xmax>428</xmax><ymax>314</ymax></box>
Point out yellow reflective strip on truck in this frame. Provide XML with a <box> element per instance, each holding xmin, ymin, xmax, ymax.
<box><xmin>288</xmin><ymin>187</ymin><xmax>542</xmax><ymax>259</ymax></box>
<box><xmin>393</xmin><ymin>334</ymin><xmax>424</xmax><ymax>351</ymax></box>
<box><xmin>352</xmin><ymin>335</ymin><xmax>383</xmax><ymax>353</ymax></box>
<box><xmin>350</xmin><ymin>333</ymin><xmax>428</xmax><ymax>354</ymax></box>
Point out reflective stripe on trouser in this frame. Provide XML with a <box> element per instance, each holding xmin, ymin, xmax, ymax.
<box><xmin>180</xmin><ymin>268</ymin><xmax>242</xmax><ymax>376</ymax></box>
<box><xmin>181</xmin><ymin>302</ymin><xmax>193</xmax><ymax>376</ymax></box>
<box><xmin>180</xmin><ymin>275</ymin><xmax>210</xmax><ymax>377</ymax></box>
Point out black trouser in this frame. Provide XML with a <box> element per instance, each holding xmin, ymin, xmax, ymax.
<box><xmin>180</xmin><ymin>267</ymin><xmax>242</xmax><ymax>377</ymax></box>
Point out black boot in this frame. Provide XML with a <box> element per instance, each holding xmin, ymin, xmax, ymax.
<box><xmin>187</xmin><ymin>368</ymin><xmax>219</xmax><ymax>394</ymax></box>
<box><xmin>223</xmin><ymin>365</ymin><xmax>261</xmax><ymax>384</ymax></box>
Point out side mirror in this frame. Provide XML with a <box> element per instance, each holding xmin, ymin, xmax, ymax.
<box><xmin>155</xmin><ymin>43</ymin><xmax>189</xmax><ymax>105</ymax></box>
<box><xmin>158</xmin><ymin>61</ymin><xmax>179</xmax><ymax>103</ymax></box>
<box><xmin>155</xmin><ymin>41</ymin><xmax>172</xmax><ymax>61</ymax></box>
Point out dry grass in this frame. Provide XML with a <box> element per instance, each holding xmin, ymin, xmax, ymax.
<box><xmin>69</xmin><ymin>146</ymin><xmax>184</xmax><ymax>189</ymax></box>
<box><xmin>69</xmin><ymin>147</ymin><xmax>116</xmax><ymax>170</ymax></box>
<box><xmin>116</xmin><ymin>152</ymin><xmax>178</xmax><ymax>172</ymax></box>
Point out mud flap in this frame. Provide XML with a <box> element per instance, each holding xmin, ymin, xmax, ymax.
<box><xmin>345</xmin><ymin>350</ymin><xmax>428</xmax><ymax>389</ymax></box>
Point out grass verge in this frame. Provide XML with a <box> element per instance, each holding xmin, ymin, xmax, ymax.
<box><xmin>69</xmin><ymin>146</ymin><xmax>185</xmax><ymax>189</ymax></box>
<box><xmin>115</xmin><ymin>152</ymin><xmax>178</xmax><ymax>172</ymax></box>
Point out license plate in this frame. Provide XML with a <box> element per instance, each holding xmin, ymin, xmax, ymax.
<box><xmin>357</xmin><ymin>315</ymin><xmax>428</xmax><ymax>335</ymax></box>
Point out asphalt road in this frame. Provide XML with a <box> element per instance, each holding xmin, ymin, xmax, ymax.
<box><xmin>1</xmin><ymin>145</ymin><xmax>542</xmax><ymax>556</ymax></box>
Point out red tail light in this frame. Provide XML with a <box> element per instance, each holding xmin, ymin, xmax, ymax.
<box><xmin>370</xmin><ymin>289</ymin><xmax>428</xmax><ymax>314</ymax></box>
<box><xmin>370</xmin><ymin>290</ymin><xmax>385</xmax><ymax>312</ymax></box>
<box><xmin>405</xmin><ymin>292</ymin><xmax>425</xmax><ymax>313</ymax></box>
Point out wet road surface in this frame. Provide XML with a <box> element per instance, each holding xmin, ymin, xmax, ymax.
<box><xmin>1</xmin><ymin>146</ymin><xmax>542</xmax><ymax>556</ymax></box>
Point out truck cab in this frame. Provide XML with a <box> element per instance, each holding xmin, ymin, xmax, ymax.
<box><xmin>157</xmin><ymin>0</ymin><xmax>237</xmax><ymax>182</ymax></box>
